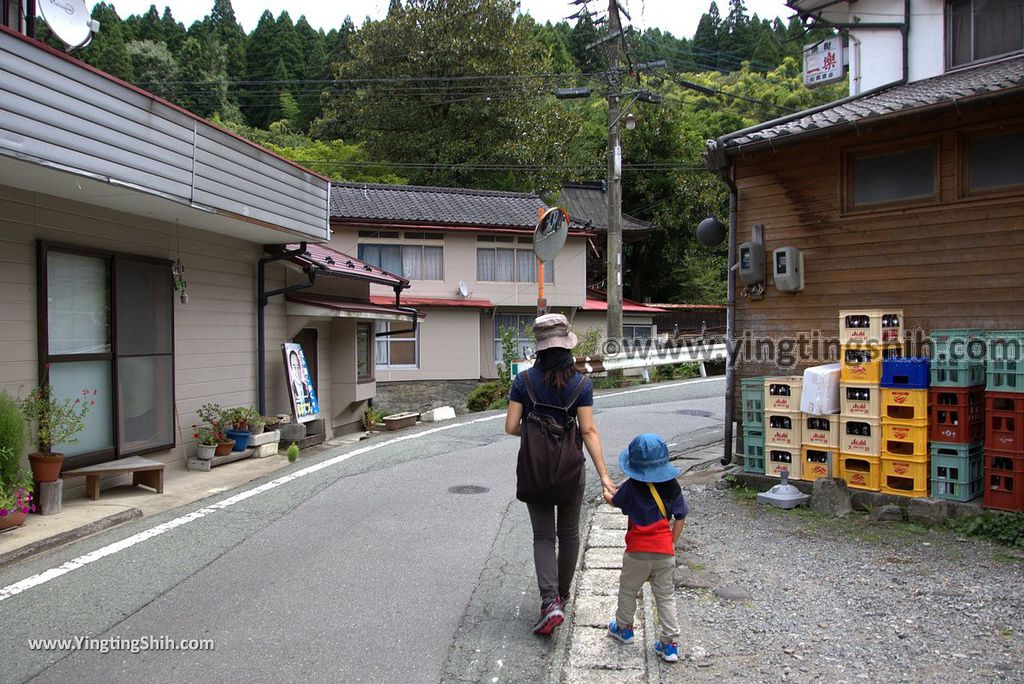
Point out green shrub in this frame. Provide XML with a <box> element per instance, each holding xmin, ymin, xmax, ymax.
<box><xmin>487</xmin><ymin>397</ymin><xmax>509</xmax><ymax>411</ymax></box>
<box><xmin>467</xmin><ymin>382</ymin><xmax>504</xmax><ymax>412</ymax></box>
<box><xmin>572</xmin><ymin>327</ymin><xmax>603</xmax><ymax>358</ymax></box>
<box><xmin>949</xmin><ymin>511</ymin><xmax>1024</xmax><ymax>549</ymax></box>
<box><xmin>0</xmin><ymin>393</ymin><xmax>26</xmax><ymax>485</ymax></box>
<box><xmin>286</xmin><ymin>442</ymin><xmax>300</xmax><ymax>463</ymax></box>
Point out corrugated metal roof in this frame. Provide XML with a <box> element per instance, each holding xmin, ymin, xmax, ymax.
<box><xmin>281</xmin><ymin>242</ymin><xmax>408</xmax><ymax>288</ymax></box>
<box><xmin>330</xmin><ymin>182</ymin><xmax>547</xmax><ymax>228</ymax></box>
<box><xmin>370</xmin><ymin>295</ymin><xmax>493</xmax><ymax>308</ymax></box>
<box><xmin>716</xmin><ymin>54</ymin><xmax>1024</xmax><ymax>153</ymax></box>
<box><xmin>558</xmin><ymin>182</ymin><xmax>653</xmax><ymax>233</ymax></box>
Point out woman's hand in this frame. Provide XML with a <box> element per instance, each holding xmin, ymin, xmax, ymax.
<box><xmin>601</xmin><ymin>474</ymin><xmax>618</xmax><ymax>500</ymax></box>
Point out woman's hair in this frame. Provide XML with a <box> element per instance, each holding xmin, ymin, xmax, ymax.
<box><xmin>536</xmin><ymin>347</ymin><xmax>577</xmax><ymax>393</ymax></box>
<box><xmin>544</xmin><ymin>366</ymin><xmax>576</xmax><ymax>393</ymax></box>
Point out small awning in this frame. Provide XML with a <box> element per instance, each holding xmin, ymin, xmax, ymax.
<box><xmin>277</xmin><ymin>243</ymin><xmax>409</xmax><ymax>289</ymax></box>
<box><xmin>584</xmin><ymin>289</ymin><xmax>666</xmax><ymax>314</ymax></box>
<box><xmin>369</xmin><ymin>295</ymin><xmax>494</xmax><ymax>309</ymax></box>
<box><xmin>286</xmin><ymin>294</ymin><xmax>422</xmax><ymax>322</ymax></box>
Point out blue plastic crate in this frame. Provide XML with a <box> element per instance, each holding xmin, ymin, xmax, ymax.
<box><xmin>881</xmin><ymin>357</ymin><xmax>930</xmax><ymax>389</ymax></box>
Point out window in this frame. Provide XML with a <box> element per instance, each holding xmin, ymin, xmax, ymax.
<box><xmin>624</xmin><ymin>324</ymin><xmax>653</xmax><ymax>341</ymax></box>
<box><xmin>494</xmin><ymin>314</ymin><xmax>537</xmax><ymax>365</ymax></box>
<box><xmin>358</xmin><ymin>243</ymin><xmax>443</xmax><ymax>280</ymax></box>
<box><xmin>38</xmin><ymin>243</ymin><xmax>174</xmax><ymax>468</ymax></box>
<box><xmin>964</xmin><ymin>128</ymin><xmax>1024</xmax><ymax>193</ymax></box>
<box><xmin>476</xmin><ymin>241</ymin><xmax>554</xmax><ymax>283</ymax></box>
<box><xmin>847</xmin><ymin>144</ymin><xmax>937</xmax><ymax>209</ymax></box>
<box><xmin>375</xmin><ymin>321</ymin><xmax>418</xmax><ymax>369</ymax></box>
<box><xmin>947</xmin><ymin>0</ymin><xmax>1023</xmax><ymax>68</ymax></box>
<box><xmin>356</xmin><ymin>323</ymin><xmax>373</xmax><ymax>381</ymax></box>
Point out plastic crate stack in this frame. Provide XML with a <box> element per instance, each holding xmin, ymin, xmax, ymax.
<box><xmin>740</xmin><ymin>377</ymin><xmax>765</xmax><ymax>474</ymax></box>
<box><xmin>879</xmin><ymin>356</ymin><xmax>931</xmax><ymax>497</ymax></box>
<box><xmin>837</xmin><ymin>309</ymin><xmax>904</xmax><ymax>492</ymax></box>
<box><xmin>763</xmin><ymin>376</ymin><xmax>802</xmax><ymax>478</ymax></box>
<box><xmin>984</xmin><ymin>330</ymin><xmax>1024</xmax><ymax>512</ymax></box>
<box><xmin>929</xmin><ymin>329</ymin><xmax>986</xmax><ymax>503</ymax></box>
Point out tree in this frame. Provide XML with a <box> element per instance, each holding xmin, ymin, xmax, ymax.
<box><xmin>126</xmin><ymin>40</ymin><xmax>177</xmax><ymax>99</ymax></box>
<box><xmin>82</xmin><ymin>3</ymin><xmax>134</xmax><ymax>81</ymax></box>
<box><xmin>136</xmin><ymin>5</ymin><xmax>165</xmax><ymax>43</ymax></box>
<box><xmin>692</xmin><ymin>2</ymin><xmax>723</xmax><ymax>71</ymax></box>
<box><xmin>207</xmin><ymin>0</ymin><xmax>247</xmax><ymax>84</ymax></box>
<box><xmin>161</xmin><ymin>7</ymin><xmax>187</xmax><ymax>56</ymax></box>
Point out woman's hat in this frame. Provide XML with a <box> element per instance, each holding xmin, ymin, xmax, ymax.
<box><xmin>619</xmin><ymin>433</ymin><xmax>680</xmax><ymax>483</ymax></box>
<box><xmin>533</xmin><ymin>313</ymin><xmax>578</xmax><ymax>351</ymax></box>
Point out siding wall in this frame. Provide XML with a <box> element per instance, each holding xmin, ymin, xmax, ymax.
<box><xmin>730</xmin><ymin>101</ymin><xmax>1024</xmax><ymax>431</ymax></box>
<box><xmin>0</xmin><ymin>183</ymin><xmax>291</xmax><ymax>494</ymax></box>
<box><xmin>375</xmin><ymin>308</ymin><xmax>481</xmax><ymax>383</ymax></box>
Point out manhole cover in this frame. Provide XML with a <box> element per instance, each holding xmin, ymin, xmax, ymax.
<box><xmin>676</xmin><ymin>409</ymin><xmax>713</xmax><ymax>417</ymax></box>
<box><xmin>448</xmin><ymin>485</ymin><xmax>490</xmax><ymax>495</ymax></box>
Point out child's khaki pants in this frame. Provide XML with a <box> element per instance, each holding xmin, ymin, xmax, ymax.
<box><xmin>615</xmin><ymin>551</ymin><xmax>679</xmax><ymax>643</ymax></box>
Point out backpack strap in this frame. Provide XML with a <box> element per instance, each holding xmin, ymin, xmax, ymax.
<box><xmin>524</xmin><ymin>370</ymin><xmax>589</xmax><ymax>416</ymax></box>
<box><xmin>648</xmin><ymin>482</ymin><xmax>668</xmax><ymax>519</ymax></box>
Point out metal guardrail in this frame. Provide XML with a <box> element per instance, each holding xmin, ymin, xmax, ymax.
<box><xmin>514</xmin><ymin>343</ymin><xmax>728</xmax><ymax>379</ymax></box>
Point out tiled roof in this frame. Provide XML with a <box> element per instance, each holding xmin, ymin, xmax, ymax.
<box><xmin>558</xmin><ymin>182</ymin><xmax>653</xmax><ymax>233</ymax></box>
<box><xmin>330</xmin><ymin>182</ymin><xmax>547</xmax><ymax>229</ymax></box>
<box><xmin>717</xmin><ymin>54</ymin><xmax>1024</xmax><ymax>153</ymax></box>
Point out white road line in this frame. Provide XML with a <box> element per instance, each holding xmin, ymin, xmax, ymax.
<box><xmin>0</xmin><ymin>376</ymin><xmax>721</xmax><ymax>603</ymax></box>
<box><xmin>0</xmin><ymin>414</ymin><xmax>505</xmax><ymax>603</ymax></box>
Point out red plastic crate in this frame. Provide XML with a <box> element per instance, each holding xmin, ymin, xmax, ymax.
<box><xmin>983</xmin><ymin>470</ymin><xmax>1024</xmax><ymax>512</ymax></box>
<box><xmin>928</xmin><ymin>387</ymin><xmax>985</xmax><ymax>444</ymax></box>
<box><xmin>986</xmin><ymin>410</ymin><xmax>1024</xmax><ymax>453</ymax></box>
<box><xmin>985</xmin><ymin>451</ymin><xmax>1024</xmax><ymax>474</ymax></box>
<box><xmin>986</xmin><ymin>392</ymin><xmax>1024</xmax><ymax>414</ymax></box>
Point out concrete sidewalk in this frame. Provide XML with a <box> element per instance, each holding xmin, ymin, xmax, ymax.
<box><xmin>0</xmin><ymin>433</ymin><xmax>365</xmax><ymax>567</ymax></box>
<box><xmin>559</xmin><ymin>442</ymin><xmax>727</xmax><ymax>683</ymax></box>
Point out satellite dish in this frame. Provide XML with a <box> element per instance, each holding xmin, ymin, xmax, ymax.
<box><xmin>457</xmin><ymin>280</ymin><xmax>470</xmax><ymax>298</ymax></box>
<box><xmin>533</xmin><ymin>207</ymin><xmax>569</xmax><ymax>262</ymax></box>
<box><xmin>39</xmin><ymin>0</ymin><xmax>100</xmax><ymax>51</ymax></box>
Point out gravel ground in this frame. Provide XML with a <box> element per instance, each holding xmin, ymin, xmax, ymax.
<box><xmin>669</xmin><ymin>482</ymin><xmax>1024</xmax><ymax>683</ymax></box>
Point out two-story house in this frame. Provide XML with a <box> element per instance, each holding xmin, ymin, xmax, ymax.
<box><xmin>324</xmin><ymin>182</ymin><xmax>662</xmax><ymax>409</ymax></box>
<box><xmin>705</xmin><ymin>0</ymin><xmax>1024</xmax><ymax>462</ymax></box>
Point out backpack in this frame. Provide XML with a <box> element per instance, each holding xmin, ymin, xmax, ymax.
<box><xmin>515</xmin><ymin>370</ymin><xmax>590</xmax><ymax>505</ymax></box>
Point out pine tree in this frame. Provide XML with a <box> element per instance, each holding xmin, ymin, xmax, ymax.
<box><xmin>243</xmin><ymin>11</ymin><xmax>278</xmax><ymax>127</ymax></box>
<box><xmin>161</xmin><ymin>8</ymin><xmax>187</xmax><ymax>56</ymax></box>
<box><xmin>692</xmin><ymin>2</ymin><xmax>722</xmax><ymax>71</ymax></box>
<box><xmin>207</xmin><ymin>0</ymin><xmax>247</xmax><ymax>84</ymax></box>
<box><xmin>82</xmin><ymin>3</ymin><xmax>135</xmax><ymax>81</ymax></box>
<box><xmin>136</xmin><ymin>5</ymin><xmax>165</xmax><ymax>43</ymax></box>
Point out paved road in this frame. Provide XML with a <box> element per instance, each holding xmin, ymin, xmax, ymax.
<box><xmin>0</xmin><ymin>377</ymin><xmax>724</xmax><ymax>684</ymax></box>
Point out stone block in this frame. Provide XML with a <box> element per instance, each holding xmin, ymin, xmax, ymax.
<box><xmin>568</xmin><ymin>626</ymin><xmax>645</xmax><ymax>670</ymax></box>
<box><xmin>584</xmin><ymin>547</ymin><xmax>624</xmax><ymax>570</ymax></box>
<box><xmin>252</xmin><ymin>442</ymin><xmax>279</xmax><ymax>459</ymax></box>
<box><xmin>810</xmin><ymin>477</ymin><xmax>853</xmax><ymax>518</ymax></box>
<box><xmin>248</xmin><ymin>430</ymin><xmax>280</xmax><ymax>447</ymax></box>
<box><xmin>588</xmin><ymin>529</ymin><xmax>627</xmax><ymax>549</ymax></box>
<box><xmin>304</xmin><ymin>418</ymin><xmax>326</xmax><ymax>436</ymax></box>
<box><xmin>713</xmin><ymin>584</ymin><xmax>752</xmax><ymax>601</ymax></box>
<box><xmin>279</xmin><ymin>422</ymin><xmax>306</xmax><ymax>442</ymax></box>
<box><xmin>420</xmin><ymin>406</ymin><xmax>456</xmax><ymax>423</ymax></box>
<box><xmin>907</xmin><ymin>498</ymin><xmax>949</xmax><ymax>526</ymax></box>
<box><xmin>870</xmin><ymin>504</ymin><xmax>905</xmax><ymax>522</ymax></box>
<box><xmin>578</xmin><ymin>569</ymin><xmax>624</xmax><ymax>597</ymax></box>
<box><xmin>572</xmin><ymin>594</ymin><xmax>622</xmax><ymax>628</ymax></box>
<box><xmin>674</xmin><ymin>567</ymin><xmax>721</xmax><ymax>590</ymax></box>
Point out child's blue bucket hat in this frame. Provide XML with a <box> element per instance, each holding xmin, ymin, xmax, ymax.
<box><xmin>619</xmin><ymin>433</ymin><xmax>680</xmax><ymax>483</ymax></box>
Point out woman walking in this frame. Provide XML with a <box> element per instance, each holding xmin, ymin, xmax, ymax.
<box><xmin>505</xmin><ymin>313</ymin><xmax>616</xmax><ymax>635</ymax></box>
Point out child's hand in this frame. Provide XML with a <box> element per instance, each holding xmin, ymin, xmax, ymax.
<box><xmin>602</xmin><ymin>489</ymin><xmax>614</xmax><ymax>504</ymax></box>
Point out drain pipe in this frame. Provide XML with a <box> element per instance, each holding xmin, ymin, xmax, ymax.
<box><xmin>258</xmin><ymin>242</ymin><xmax>314</xmax><ymax>416</ymax></box>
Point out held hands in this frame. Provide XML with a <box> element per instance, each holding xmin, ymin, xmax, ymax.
<box><xmin>601</xmin><ymin>475</ymin><xmax>618</xmax><ymax>504</ymax></box>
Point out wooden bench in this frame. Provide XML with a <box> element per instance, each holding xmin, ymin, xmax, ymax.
<box><xmin>62</xmin><ymin>456</ymin><xmax>165</xmax><ymax>501</ymax></box>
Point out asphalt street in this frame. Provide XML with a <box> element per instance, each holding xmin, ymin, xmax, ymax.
<box><xmin>0</xmin><ymin>376</ymin><xmax>725</xmax><ymax>684</ymax></box>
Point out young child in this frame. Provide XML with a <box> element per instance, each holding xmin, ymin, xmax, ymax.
<box><xmin>604</xmin><ymin>433</ymin><xmax>688</xmax><ymax>663</ymax></box>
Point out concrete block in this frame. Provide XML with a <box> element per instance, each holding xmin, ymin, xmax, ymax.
<box><xmin>572</xmin><ymin>594</ymin><xmax>621</xmax><ymax>628</ymax></box>
<box><xmin>577</xmin><ymin>569</ymin><xmax>623</xmax><ymax>596</ymax></box>
<box><xmin>305</xmin><ymin>418</ymin><xmax>326</xmax><ymax>436</ymax></box>
<box><xmin>248</xmin><ymin>430</ymin><xmax>280</xmax><ymax>447</ymax></box>
<box><xmin>420</xmin><ymin>406</ymin><xmax>456</xmax><ymax>422</ymax></box>
<box><xmin>279</xmin><ymin>422</ymin><xmax>306</xmax><ymax>442</ymax></box>
<box><xmin>908</xmin><ymin>498</ymin><xmax>949</xmax><ymax>526</ymax></box>
<box><xmin>252</xmin><ymin>442</ymin><xmax>279</xmax><ymax>459</ymax></box>
<box><xmin>588</xmin><ymin>529</ymin><xmax>627</xmax><ymax>549</ymax></box>
<box><xmin>584</xmin><ymin>547</ymin><xmax>625</xmax><ymax>570</ymax></box>
<box><xmin>568</xmin><ymin>626</ymin><xmax>645</xmax><ymax>670</ymax></box>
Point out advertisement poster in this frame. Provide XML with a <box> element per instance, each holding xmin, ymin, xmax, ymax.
<box><xmin>283</xmin><ymin>343</ymin><xmax>319</xmax><ymax>423</ymax></box>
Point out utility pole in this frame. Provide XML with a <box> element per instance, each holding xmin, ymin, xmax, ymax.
<box><xmin>605</xmin><ymin>0</ymin><xmax>623</xmax><ymax>345</ymax></box>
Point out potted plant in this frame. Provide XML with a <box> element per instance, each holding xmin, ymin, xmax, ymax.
<box><xmin>192</xmin><ymin>425</ymin><xmax>218</xmax><ymax>460</ymax></box>
<box><xmin>226</xmin><ymin>406</ymin><xmax>256</xmax><ymax>432</ymax></box>
<box><xmin>0</xmin><ymin>459</ymin><xmax>34</xmax><ymax>529</ymax></box>
<box><xmin>249</xmin><ymin>412</ymin><xmax>266</xmax><ymax>436</ymax></box>
<box><xmin>195</xmin><ymin>404</ymin><xmax>233</xmax><ymax>456</ymax></box>
<box><xmin>18</xmin><ymin>386</ymin><xmax>94</xmax><ymax>482</ymax></box>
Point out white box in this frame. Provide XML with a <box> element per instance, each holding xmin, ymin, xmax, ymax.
<box><xmin>800</xmin><ymin>364</ymin><xmax>841</xmax><ymax>415</ymax></box>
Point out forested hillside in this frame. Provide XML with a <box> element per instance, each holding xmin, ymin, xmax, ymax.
<box><xmin>37</xmin><ymin>0</ymin><xmax>844</xmax><ymax>304</ymax></box>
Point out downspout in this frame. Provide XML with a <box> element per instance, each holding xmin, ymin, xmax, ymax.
<box><xmin>258</xmin><ymin>242</ymin><xmax>312</xmax><ymax>416</ymax></box>
<box><xmin>375</xmin><ymin>284</ymin><xmax>418</xmax><ymax>337</ymax></box>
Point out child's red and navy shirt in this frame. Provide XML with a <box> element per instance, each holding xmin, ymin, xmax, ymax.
<box><xmin>611</xmin><ymin>478</ymin><xmax>688</xmax><ymax>555</ymax></box>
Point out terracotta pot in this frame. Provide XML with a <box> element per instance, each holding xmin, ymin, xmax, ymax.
<box><xmin>28</xmin><ymin>452</ymin><xmax>64</xmax><ymax>483</ymax></box>
<box><xmin>214</xmin><ymin>440</ymin><xmax>235</xmax><ymax>457</ymax></box>
<box><xmin>0</xmin><ymin>509</ymin><xmax>28</xmax><ymax>530</ymax></box>
<box><xmin>232</xmin><ymin>421</ymin><xmax>249</xmax><ymax>432</ymax></box>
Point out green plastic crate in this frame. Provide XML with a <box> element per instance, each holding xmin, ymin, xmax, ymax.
<box><xmin>930</xmin><ymin>442</ymin><xmax>984</xmax><ymax>483</ymax></box>
<box><xmin>742</xmin><ymin>427</ymin><xmax>765</xmax><ymax>474</ymax></box>
<box><xmin>931</xmin><ymin>360</ymin><xmax>986</xmax><ymax>388</ymax></box>
<box><xmin>986</xmin><ymin>331</ymin><xmax>1024</xmax><ymax>363</ymax></box>
<box><xmin>740</xmin><ymin>377</ymin><xmax>765</xmax><ymax>428</ymax></box>
<box><xmin>930</xmin><ymin>477</ymin><xmax>983</xmax><ymax>502</ymax></box>
<box><xmin>986</xmin><ymin>360</ymin><xmax>1024</xmax><ymax>393</ymax></box>
<box><xmin>930</xmin><ymin>328</ymin><xmax>985</xmax><ymax>361</ymax></box>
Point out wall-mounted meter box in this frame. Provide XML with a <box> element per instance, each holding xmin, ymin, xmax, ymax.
<box><xmin>738</xmin><ymin>241</ymin><xmax>765</xmax><ymax>285</ymax></box>
<box><xmin>773</xmin><ymin>246</ymin><xmax>804</xmax><ymax>292</ymax></box>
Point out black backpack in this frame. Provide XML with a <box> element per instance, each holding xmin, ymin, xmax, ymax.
<box><xmin>515</xmin><ymin>370</ymin><xmax>590</xmax><ymax>505</ymax></box>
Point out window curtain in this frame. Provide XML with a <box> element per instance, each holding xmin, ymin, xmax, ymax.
<box><xmin>375</xmin><ymin>321</ymin><xmax>389</xmax><ymax>365</ymax></box>
<box><xmin>422</xmin><ymin>246</ymin><xmax>443</xmax><ymax>280</ymax></box>
<box><xmin>516</xmin><ymin>250</ymin><xmax>536</xmax><ymax>283</ymax></box>
<box><xmin>402</xmin><ymin>246</ymin><xmax>422</xmax><ymax>280</ymax></box>
<box><xmin>543</xmin><ymin>259</ymin><xmax>555</xmax><ymax>284</ymax></box>
<box><xmin>379</xmin><ymin>245</ymin><xmax>402</xmax><ymax>276</ymax></box>
<box><xmin>477</xmin><ymin>249</ymin><xmax>495</xmax><ymax>281</ymax></box>
<box><xmin>975</xmin><ymin>0</ymin><xmax>1023</xmax><ymax>60</ymax></box>
<box><xmin>496</xmin><ymin>249</ymin><xmax>515</xmax><ymax>281</ymax></box>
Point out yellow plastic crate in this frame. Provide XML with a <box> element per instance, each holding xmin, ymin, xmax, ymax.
<box><xmin>764</xmin><ymin>376</ymin><xmax>803</xmax><ymax>413</ymax></box>
<box><xmin>803</xmin><ymin>414</ymin><xmax>839</xmax><ymax>448</ymax></box>
<box><xmin>882</xmin><ymin>388</ymin><xmax>929</xmax><ymax>424</ymax></box>
<box><xmin>840</xmin><ymin>344</ymin><xmax>904</xmax><ymax>384</ymax></box>
<box><xmin>840</xmin><ymin>416</ymin><xmax>881</xmax><ymax>457</ymax></box>
<box><xmin>882</xmin><ymin>423</ymin><xmax>929</xmax><ymax>458</ymax></box>
<box><xmin>765</xmin><ymin>411</ymin><xmax>802</xmax><ymax>448</ymax></box>
<box><xmin>801</xmin><ymin>446</ymin><xmax>838</xmax><ymax>481</ymax></box>
<box><xmin>766</xmin><ymin>447</ymin><xmax>801</xmax><ymax>480</ymax></box>
<box><xmin>840</xmin><ymin>382</ymin><xmax>881</xmax><ymax>419</ymax></box>
<box><xmin>881</xmin><ymin>455</ymin><xmax>929</xmax><ymax>497</ymax></box>
<box><xmin>840</xmin><ymin>454</ymin><xmax>881</xmax><ymax>491</ymax></box>
<box><xmin>839</xmin><ymin>309</ymin><xmax>904</xmax><ymax>345</ymax></box>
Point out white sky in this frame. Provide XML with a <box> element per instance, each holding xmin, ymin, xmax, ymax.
<box><xmin>103</xmin><ymin>0</ymin><xmax>794</xmax><ymax>38</ymax></box>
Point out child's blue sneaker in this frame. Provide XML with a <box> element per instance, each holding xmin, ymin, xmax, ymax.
<box><xmin>655</xmin><ymin>640</ymin><xmax>679</xmax><ymax>662</ymax></box>
<box><xmin>607</xmin><ymin>620</ymin><xmax>634</xmax><ymax>644</ymax></box>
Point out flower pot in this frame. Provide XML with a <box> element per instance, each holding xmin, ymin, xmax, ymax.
<box><xmin>224</xmin><ymin>429</ymin><xmax>251</xmax><ymax>452</ymax></box>
<box><xmin>28</xmin><ymin>452</ymin><xmax>64</xmax><ymax>483</ymax></box>
<box><xmin>215</xmin><ymin>439</ymin><xmax>235</xmax><ymax>456</ymax></box>
<box><xmin>250</xmin><ymin>421</ymin><xmax>265</xmax><ymax>436</ymax></box>
<box><xmin>0</xmin><ymin>508</ymin><xmax>28</xmax><ymax>530</ymax></box>
<box><xmin>232</xmin><ymin>421</ymin><xmax>249</xmax><ymax>432</ymax></box>
<box><xmin>196</xmin><ymin>443</ymin><xmax>217</xmax><ymax>461</ymax></box>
